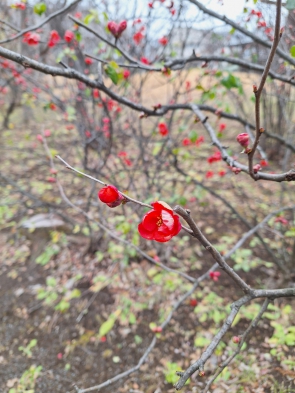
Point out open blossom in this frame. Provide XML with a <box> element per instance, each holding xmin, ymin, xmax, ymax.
<box><xmin>138</xmin><ymin>201</ymin><xmax>181</xmax><ymax>243</ymax></box>
<box><xmin>158</xmin><ymin>122</ymin><xmax>169</xmax><ymax>136</ymax></box>
<box><xmin>64</xmin><ymin>30</ymin><xmax>74</xmax><ymax>43</ymax></box>
<box><xmin>23</xmin><ymin>32</ymin><xmax>40</xmax><ymax>46</ymax></box>
<box><xmin>260</xmin><ymin>159</ymin><xmax>268</xmax><ymax>167</ymax></box>
<box><xmin>107</xmin><ymin>20</ymin><xmax>127</xmax><ymax>39</ymax></box>
<box><xmin>236</xmin><ymin>133</ymin><xmax>249</xmax><ymax>148</ymax></box>
<box><xmin>48</xmin><ymin>30</ymin><xmax>60</xmax><ymax>47</ymax></box>
<box><xmin>98</xmin><ymin>185</ymin><xmax>124</xmax><ymax>208</ymax></box>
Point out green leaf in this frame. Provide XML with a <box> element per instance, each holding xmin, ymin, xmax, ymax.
<box><xmin>84</xmin><ymin>14</ymin><xmax>94</xmax><ymax>25</ymax></box>
<box><xmin>34</xmin><ymin>2</ymin><xmax>46</xmax><ymax>16</ymax></box>
<box><xmin>99</xmin><ymin>315</ymin><xmax>116</xmax><ymax>337</ymax></box>
<box><xmin>189</xmin><ymin>129</ymin><xmax>198</xmax><ymax>143</ymax></box>
<box><xmin>221</xmin><ymin>73</ymin><xmax>242</xmax><ymax>91</ymax></box>
<box><xmin>286</xmin><ymin>0</ymin><xmax>295</xmax><ymax>10</ymax></box>
<box><xmin>290</xmin><ymin>45</ymin><xmax>295</xmax><ymax>57</ymax></box>
<box><xmin>229</xmin><ymin>27</ymin><xmax>235</xmax><ymax>34</ymax></box>
<box><xmin>105</xmin><ymin>65</ymin><xmax>119</xmax><ymax>85</ymax></box>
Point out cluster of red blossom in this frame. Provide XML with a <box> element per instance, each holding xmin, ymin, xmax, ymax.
<box><xmin>148</xmin><ymin>0</ymin><xmax>176</xmax><ymax>16</ymax></box>
<box><xmin>98</xmin><ymin>186</ymin><xmax>181</xmax><ymax>242</ymax></box>
<box><xmin>0</xmin><ymin>59</ymin><xmax>27</xmax><ymax>88</ymax></box>
<box><xmin>23</xmin><ymin>29</ymin><xmax>75</xmax><ymax>47</ymax></box>
<box><xmin>118</xmin><ymin>151</ymin><xmax>132</xmax><ymax>167</ymax></box>
<box><xmin>247</xmin><ymin>9</ymin><xmax>273</xmax><ymax>39</ymax></box>
<box><xmin>12</xmin><ymin>2</ymin><xmax>26</xmax><ymax>10</ymax></box>
<box><xmin>182</xmin><ymin>135</ymin><xmax>204</xmax><ymax>147</ymax></box>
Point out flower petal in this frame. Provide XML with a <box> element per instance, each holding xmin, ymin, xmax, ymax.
<box><xmin>138</xmin><ymin>223</ymin><xmax>155</xmax><ymax>240</ymax></box>
<box><xmin>142</xmin><ymin>211</ymin><xmax>160</xmax><ymax>231</ymax></box>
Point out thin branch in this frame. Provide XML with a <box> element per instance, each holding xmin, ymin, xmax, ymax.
<box><xmin>202</xmin><ymin>298</ymin><xmax>270</xmax><ymax>393</ymax></box>
<box><xmin>188</xmin><ymin>0</ymin><xmax>295</xmax><ymax>66</ymax></box>
<box><xmin>248</xmin><ymin>0</ymin><xmax>282</xmax><ymax>177</ymax></box>
<box><xmin>0</xmin><ymin>0</ymin><xmax>81</xmax><ymax>45</ymax></box>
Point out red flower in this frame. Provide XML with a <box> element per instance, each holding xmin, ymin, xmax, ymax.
<box><xmin>44</xmin><ymin>129</ymin><xmax>51</xmax><ymax>137</ymax></box>
<box><xmin>171</xmin><ymin>8</ymin><xmax>176</xmax><ymax>15</ymax></box>
<box><xmin>257</xmin><ymin>20</ymin><xmax>267</xmax><ymax>28</ymax></box>
<box><xmin>158</xmin><ymin>122</ymin><xmax>169</xmax><ymax>136</ymax></box>
<box><xmin>124</xmin><ymin>158</ymin><xmax>132</xmax><ymax>166</ymax></box>
<box><xmin>207</xmin><ymin>150</ymin><xmax>222</xmax><ymax>164</ymax></box>
<box><xmin>100</xmin><ymin>336</ymin><xmax>107</xmax><ymax>342</ymax></box>
<box><xmin>260</xmin><ymin>159</ymin><xmax>268</xmax><ymax>167</ymax></box>
<box><xmin>159</xmin><ymin>36</ymin><xmax>168</xmax><ymax>46</ymax></box>
<box><xmin>190</xmin><ymin>299</ymin><xmax>198</xmax><ymax>307</ymax></box>
<box><xmin>205</xmin><ymin>171</ymin><xmax>214</xmax><ymax>179</ymax></box>
<box><xmin>209</xmin><ymin>271</ymin><xmax>220</xmax><ymax>281</ymax></box>
<box><xmin>133</xmin><ymin>31</ymin><xmax>144</xmax><ymax>44</ymax></box>
<box><xmin>118</xmin><ymin>151</ymin><xmax>127</xmax><ymax>157</ymax></box>
<box><xmin>148</xmin><ymin>2</ymin><xmax>153</xmax><ymax>8</ymax></box>
<box><xmin>98</xmin><ymin>185</ymin><xmax>124</xmax><ymax>208</ymax></box>
<box><xmin>107</xmin><ymin>20</ymin><xmax>127</xmax><ymax>39</ymax></box>
<box><xmin>219</xmin><ymin>123</ymin><xmax>226</xmax><ymax>132</ymax></box>
<box><xmin>123</xmin><ymin>70</ymin><xmax>130</xmax><ymax>79</ymax></box>
<box><xmin>182</xmin><ymin>138</ymin><xmax>190</xmax><ymax>146</ymax></box>
<box><xmin>74</xmin><ymin>12</ymin><xmax>82</xmax><ymax>19</ymax></box>
<box><xmin>48</xmin><ymin>30</ymin><xmax>60</xmax><ymax>47</ymax></box>
<box><xmin>49</xmin><ymin>102</ymin><xmax>57</xmax><ymax>110</ymax></box>
<box><xmin>14</xmin><ymin>2</ymin><xmax>26</xmax><ymax>10</ymax></box>
<box><xmin>85</xmin><ymin>57</ymin><xmax>93</xmax><ymax>65</ymax></box>
<box><xmin>236</xmin><ymin>133</ymin><xmax>249</xmax><ymax>148</ymax></box>
<box><xmin>23</xmin><ymin>32</ymin><xmax>40</xmax><ymax>46</ymax></box>
<box><xmin>48</xmin><ymin>177</ymin><xmax>56</xmax><ymax>183</ymax></box>
<box><xmin>138</xmin><ymin>201</ymin><xmax>181</xmax><ymax>243</ymax></box>
<box><xmin>185</xmin><ymin>81</ymin><xmax>191</xmax><ymax>90</ymax></box>
<box><xmin>93</xmin><ymin>89</ymin><xmax>100</xmax><ymax>99</ymax></box>
<box><xmin>196</xmin><ymin>136</ymin><xmax>204</xmax><ymax>146</ymax></box>
<box><xmin>151</xmin><ymin>326</ymin><xmax>162</xmax><ymax>333</ymax></box>
<box><xmin>37</xmin><ymin>134</ymin><xmax>43</xmax><ymax>142</ymax></box>
<box><xmin>140</xmin><ymin>57</ymin><xmax>149</xmax><ymax>65</ymax></box>
<box><xmin>274</xmin><ymin>216</ymin><xmax>288</xmax><ymax>225</ymax></box>
<box><xmin>218</xmin><ymin>170</ymin><xmax>226</xmax><ymax>177</ymax></box>
<box><xmin>64</xmin><ymin>30</ymin><xmax>74</xmax><ymax>43</ymax></box>
<box><xmin>85</xmin><ymin>130</ymin><xmax>91</xmax><ymax>138</ymax></box>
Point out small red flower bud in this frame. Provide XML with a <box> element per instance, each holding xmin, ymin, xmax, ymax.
<box><xmin>190</xmin><ymin>299</ymin><xmax>198</xmax><ymax>307</ymax></box>
<box><xmin>253</xmin><ymin>164</ymin><xmax>261</xmax><ymax>173</ymax></box>
<box><xmin>100</xmin><ymin>336</ymin><xmax>107</xmax><ymax>342</ymax></box>
<box><xmin>37</xmin><ymin>134</ymin><xmax>43</xmax><ymax>142</ymax></box>
<box><xmin>232</xmin><ymin>336</ymin><xmax>241</xmax><ymax>344</ymax></box>
<box><xmin>64</xmin><ymin>30</ymin><xmax>74</xmax><ymax>43</ymax></box>
<box><xmin>259</xmin><ymin>127</ymin><xmax>265</xmax><ymax>133</ymax></box>
<box><xmin>98</xmin><ymin>185</ymin><xmax>124</xmax><ymax>208</ymax></box>
<box><xmin>50</xmin><ymin>168</ymin><xmax>58</xmax><ymax>175</ymax></box>
<box><xmin>232</xmin><ymin>167</ymin><xmax>242</xmax><ymax>175</ymax></box>
<box><xmin>236</xmin><ymin>133</ymin><xmax>249</xmax><ymax>148</ymax></box>
<box><xmin>44</xmin><ymin>129</ymin><xmax>51</xmax><ymax>137</ymax></box>
<box><xmin>199</xmin><ymin>370</ymin><xmax>205</xmax><ymax>377</ymax></box>
<box><xmin>209</xmin><ymin>271</ymin><xmax>221</xmax><ymax>281</ymax></box>
<box><xmin>57</xmin><ymin>352</ymin><xmax>63</xmax><ymax>359</ymax></box>
<box><xmin>253</xmin><ymin>84</ymin><xmax>258</xmax><ymax>92</ymax></box>
<box><xmin>48</xmin><ymin>177</ymin><xmax>56</xmax><ymax>183</ymax></box>
<box><xmin>158</xmin><ymin>122</ymin><xmax>169</xmax><ymax>136</ymax></box>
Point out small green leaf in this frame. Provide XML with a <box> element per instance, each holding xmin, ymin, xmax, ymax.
<box><xmin>290</xmin><ymin>45</ymin><xmax>295</xmax><ymax>57</ymax></box>
<box><xmin>34</xmin><ymin>2</ymin><xmax>46</xmax><ymax>16</ymax></box>
<box><xmin>105</xmin><ymin>65</ymin><xmax>119</xmax><ymax>85</ymax></box>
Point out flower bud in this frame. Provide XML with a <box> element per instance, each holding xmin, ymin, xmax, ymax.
<box><xmin>232</xmin><ymin>336</ymin><xmax>241</xmax><ymax>344</ymax></box>
<box><xmin>253</xmin><ymin>164</ymin><xmax>261</xmax><ymax>173</ymax></box>
<box><xmin>236</xmin><ymin>133</ymin><xmax>249</xmax><ymax>148</ymax></box>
